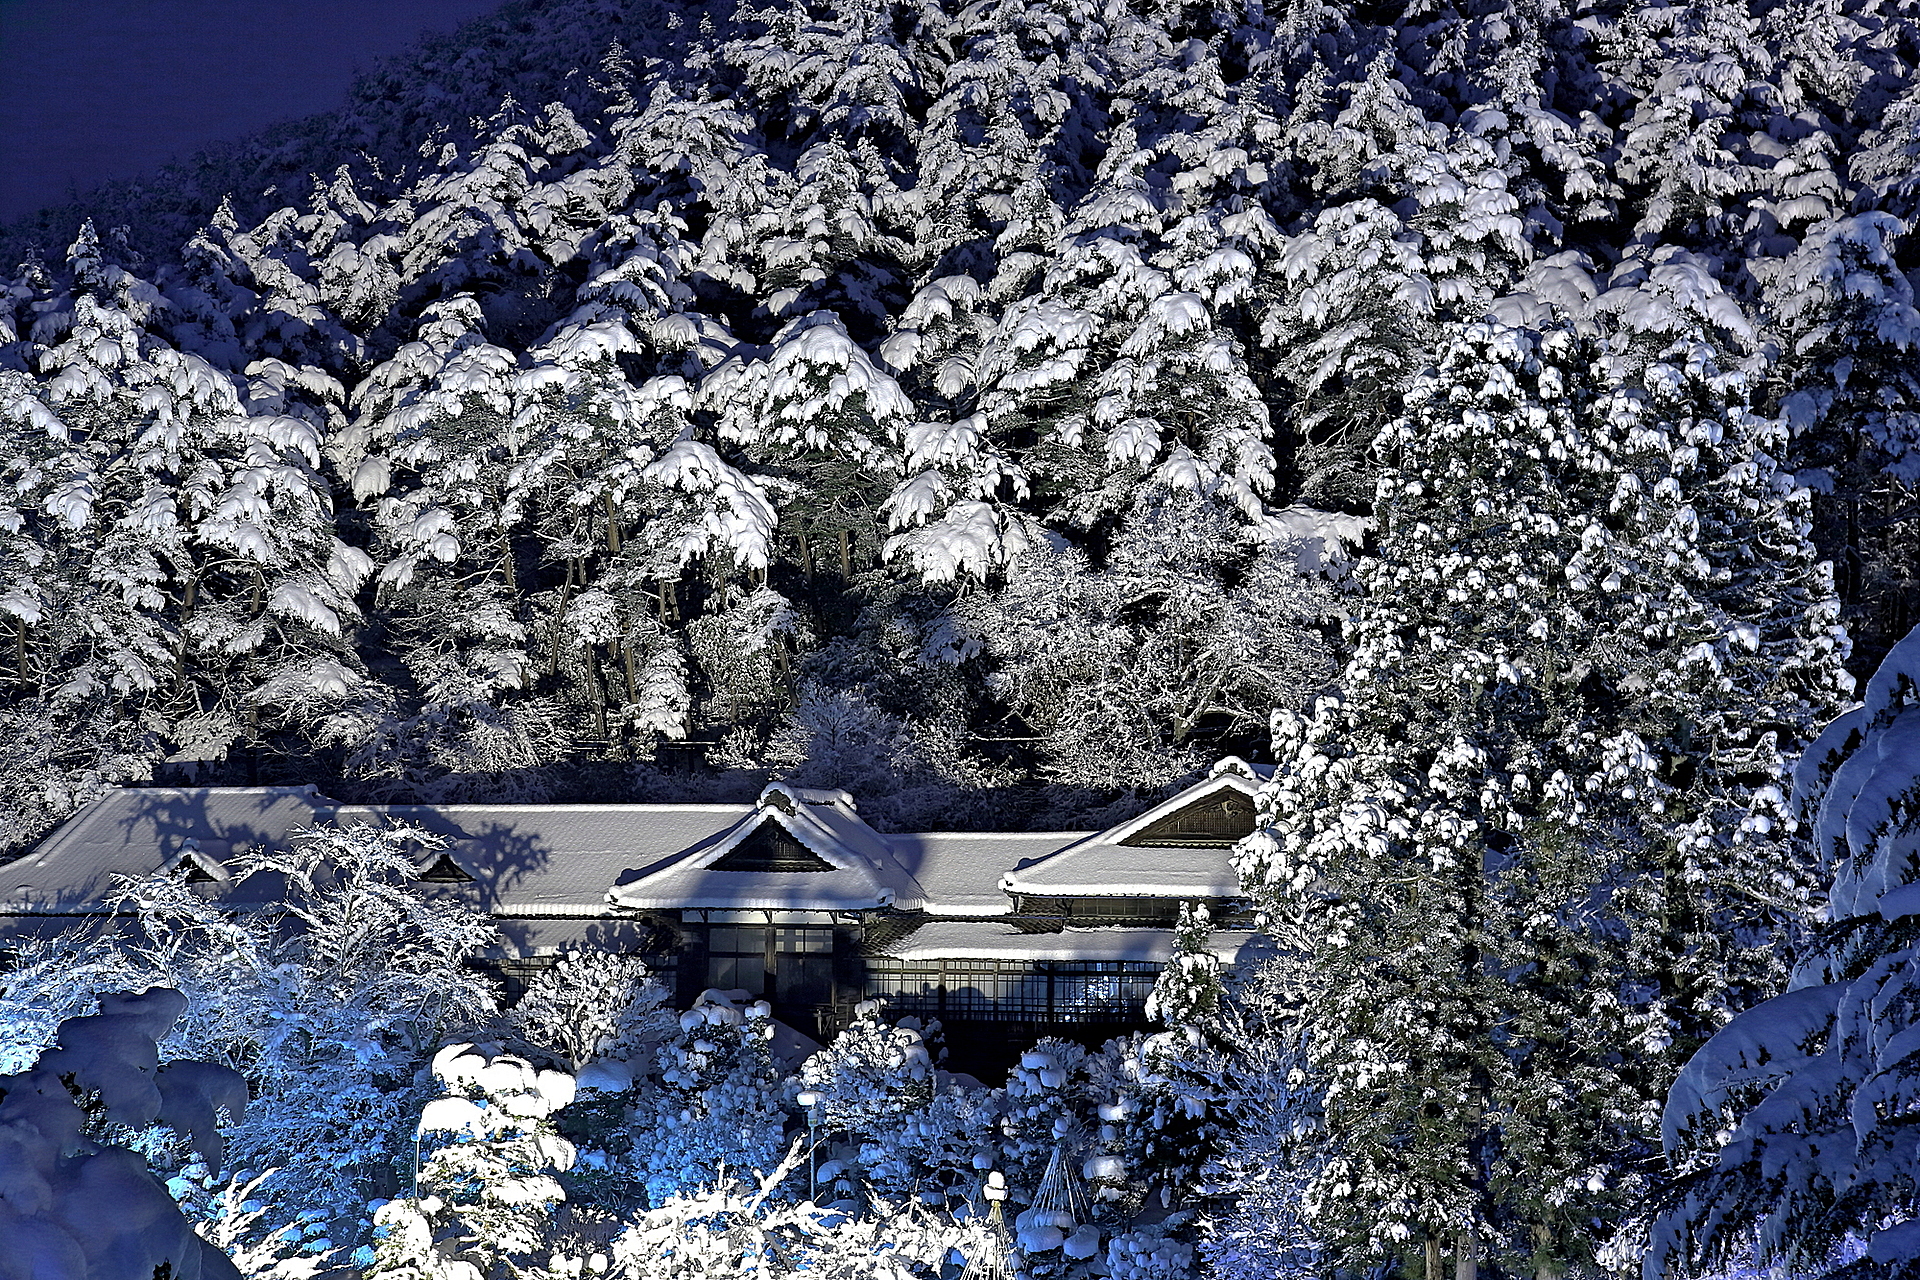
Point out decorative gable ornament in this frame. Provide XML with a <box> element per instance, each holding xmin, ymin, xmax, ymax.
<box><xmin>171</xmin><ymin>841</ymin><xmax>231</xmax><ymax>884</ymax></box>
<box><xmin>416</xmin><ymin>853</ymin><xmax>475</xmax><ymax>883</ymax></box>
<box><xmin>1117</xmin><ymin>788</ymin><xmax>1256</xmax><ymax>848</ymax></box>
<box><xmin>711</xmin><ymin>818</ymin><xmax>836</xmax><ymax>872</ymax></box>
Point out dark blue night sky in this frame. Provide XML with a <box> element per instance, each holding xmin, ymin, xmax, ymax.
<box><xmin>0</xmin><ymin>0</ymin><xmax>502</xmax><ymax>222</ymax></box>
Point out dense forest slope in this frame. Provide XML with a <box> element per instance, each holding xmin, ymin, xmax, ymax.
<box><xmin>0</xmin><ymin>0</ymin><xmax>1914</xmax><ymax>852</ymax></box>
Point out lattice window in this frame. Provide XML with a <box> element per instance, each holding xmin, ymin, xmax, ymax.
<box><xmin>711</xmin><ymin>820</ymin><xmax>834</xmax><ymax>872</ymax></box>
<box><xmin>864</xmin><ymin>959</ymin><xmax>1161</xmax><ymax>1023</ymax></box>
<box><xmin>1118</xmin><ymin>789</ymin><xmax>1256</xmax><ymax>847</ymax></box>
<box><xmin>1017</xmin><ymin>896</ymin><xmax>1183</xmax><ymax>925</ymax></box>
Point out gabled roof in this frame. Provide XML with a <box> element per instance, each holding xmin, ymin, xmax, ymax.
<box><xmin>999</xmin><ymin>757</ymin><xmax>1271</xmax><ymax>899</ymax></box>
<box><xmin>2</xmin><ymin>786</ymin><xmax>334</xmax><ymax>915</ymax></box>
<box><xmin>322</xmin><ymin>802</ymin><xmax>749</xmax><ymax>916</ymax></box>
<box><xmin>4</xmin><ymin>758</ymin><xmax>1272</xmax><ymax>941</ymax></box>
<box><xmin>606</xmin><ymin>784</ymin><xmax>929</xmax><ymax>913</ymax></box>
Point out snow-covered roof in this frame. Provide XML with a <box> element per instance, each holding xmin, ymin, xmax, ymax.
<box><xmin>323</xmin><ymin>802</ymin><xmax>750</xmax><ymax>915</ymax></box>
<box><xmin>4</xmin><ymin>761</ymin><xmax>1269</xmax><ymax>940</ymax></box>
<box><xmin>999</xmin><ymin>757</ymin><xmax>1269</xmax><ymax>899</ymax></box>
<box><xmin>884</xmin><ymin>832</ymin><xmax>1090</xmax><ymax>917</ymax></box>
<box><xmin>1</xmin><ymin>786</ymin><xmax>334</xmax><ymax>915</ymax></box>
<box><xmin>483</xmin><ymin>914</ymin><xmax>671</xmax><ymax>960</ymax></box>
<box><xmin>605</xmin><ymin>784</ymin><xmax>931</xmax><ymax>913</ymax></box>
<box><xmin>876</xmin><ymin>919</ymin><xmax>1256</xmax><ymax>964</ymax></box>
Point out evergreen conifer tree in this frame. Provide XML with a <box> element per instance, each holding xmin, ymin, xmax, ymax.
<box><xmin>1237</xmin><ymin>315</ymin><xmax>1852</xmax><ymax>1276</ymax></box>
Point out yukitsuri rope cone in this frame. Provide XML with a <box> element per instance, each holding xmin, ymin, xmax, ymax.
<box><xmin>961</xmin><ymin>1173</ymin><xmax>1013</xmax><ymax>1280</ymax></box>
<box><xmin>1032</xmin><ymin>1143</ymin><xmax>1091</xmax><ymax>1226</ymax></box>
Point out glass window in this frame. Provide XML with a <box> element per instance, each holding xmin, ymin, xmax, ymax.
<box><xmin>773</xmin><ymin>926</ymin><xmax>833</xmax><ymax>954</ymax></box>
<box><xmin>708</xmin><ymin>954</ymin><xmax>765</xmax><ymax>996</ymax></box>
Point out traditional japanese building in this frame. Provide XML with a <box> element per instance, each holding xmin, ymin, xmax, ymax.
<box><xmin>0</xmin><ymin>759</ymin><xmax>1267</xmax><ymax>1073</ymax></box>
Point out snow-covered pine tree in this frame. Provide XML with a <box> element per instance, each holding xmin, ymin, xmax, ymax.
<box><xmin>1</xmin><ymin>228</ymin><xmax>376</xmax><ymax>778</ymax></box>
<box><xmin>1763</xmin><ymin>211</ymin><xmax>1920</xmax><ymax>671</ymax></box>
<box><xmin>1262</xmin><ymin>53</ymin><xmax>1531</xmax><ymax>507</ymax></box>
<box><xmin>1236</xmin><ymin>314</ymin><xmax>1852</xmax><ymax>1276</ymax></box>
<box><xmin>1653</xmin><ymin>623</ymin><xmax>1920</xmax><ymax>1278</ymax></box>
<box><xmin>347</xmin><ymin>293</ymin><xmax>568</xmax><ymax>791</ymax></box>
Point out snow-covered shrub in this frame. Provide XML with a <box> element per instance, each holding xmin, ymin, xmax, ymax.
<box><xmin>0</xmin><ymin>987</ymin><xmax>249</xmax><ymax>1280</ymax></box>
<box><xmin>795</xmin><ymin>1000</ymin><xmax>933</xmax><ymax>1137</ymax></box>
<box><xmin>0</xmin><ymin>934</ymin><xmax>150</xmax><ymax>1073</ymax></box>
<box><xmin>949</xmin><ymin>490</ymin><xmax>1333</xmax><ymax>790</ymax></box>
<box><xmin>510</xmin><ymin>952</ymin><xmax>675</xmax><ymax>1208</ymax></box>
<box><xmin>998</xmin><ymin>1040</ymin><xmax>1095</xmax><ymax>1187</ymax></box>
<box><xmin>608</xmin><ymin>1138</ymin><xmax>976</xmax><ymax>1279</ymax></box>
<box><xmin>623</xmin><ymin>990</ymin><xmax>787</xmax><ymax>1206</ymax></box>
<box><xmin>189</xmin><ymin>1171</ymin><xmax>324</xmax><ymax>1280</ymax></box>
<box><xmin>1084</xmin><ymin>1029</ymin><xmax>1222</xmax><ymax>1218</ymax></box>
<box><xmin>511</xmin><ymin>951</ymin><xmax>674</xmax><ymax>1073</ymax></box>
<box><xmin>369</xmin><ymin>1043</ymin><xmax>579</xmax><ymax>1280</ymax></box>
<box><xmin>1104</xmin><ymin>1218</ymin><xmax>1197</xmax><ymax>1280</ymax></box>
<box><xmin>850</xmin><ymin>1074</ymin><xmax>1004</xmax><ymax>1211</ymax></box>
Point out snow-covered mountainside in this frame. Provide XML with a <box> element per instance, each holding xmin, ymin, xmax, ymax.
<box><xmin>1</xmin><ymin>0</ymin><xmax>1911</xmax><ymax>845</ymax></box>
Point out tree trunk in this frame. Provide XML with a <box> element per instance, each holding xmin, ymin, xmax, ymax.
<box><xmin>174</xmin><ymin>574</ymin><xmax>199</xmax><ymax>692</ymax></box>
<box><xmin>604</xmin><ymin>494</ymin><xmax>622</xmax><ymax>556</ymax></box>
<box><xmin>1455</xmin><ymin>1231</ymin><xmax>1476</xmax><ymax>1280</ymax></box>
<box><xmin>1531</xmin><ymin>1225</ymin><xmax>1560</xmax><ymax>1280</ymax></box>
<box><xmin>797</xmin><ymin>526</ymin><xmax>814</xmax><ymax>583</ymax></box>
<box><xmin>1426</xmin><ymin>1235</ymin><xmax>1444</xmax><ymax>1280</ymax></box>
<box><xmin>587</xmin><ymin>643</ymin><xmax>606</xmax><ymax>739</ymax></box>
<box><xmin>838</xmin><ymin>528</ymin><xmax>852</xmax><ymax>578</ymax></box>
<box><xmin>549</xmin><ymin>559</ymin><xmax>577</xmax><ymax>675</ymax></box>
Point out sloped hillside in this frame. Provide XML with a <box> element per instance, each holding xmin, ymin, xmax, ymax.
<box><xmin>0</xmin><ymin>0</ymin><xmax>1913</xmax><ymax>847</ymax></box>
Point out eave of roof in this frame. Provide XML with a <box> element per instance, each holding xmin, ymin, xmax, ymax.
<box><xmin>876</xmin><ymin>920</ymin><xmax>1256</xmax><ymax>963</ymax></box>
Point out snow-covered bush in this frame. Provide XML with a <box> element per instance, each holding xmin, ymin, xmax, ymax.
<box><xmin>0</xmin><ymin>987</ymin><xmax>249</xmax><ymax>1280</ymax></box>
<box><xmin>608</xmin><ymin>1138</ymin><xmax>978</xmax><ymax>1279</ymax></box>
<box><xmin>102</xmin><ymin>820</ymin><xmax>502</xmax><ymax>1228</ymax></box>
<box><xmin>1103</xmin><ymin>1219</ymin><xmax>1197</xmax><ymax>1280</ymax></box>
<box><xmin>623</xmin><ymin>991</ymin><xmax>787</xmax><ymax>1206</ymax></box>
<box><xmin>368</xmin><ymin>1043</ymin><xmax>579</xmax><ymax>1280</ymax></box>
<box><xmin>188</xmin><ymin>1171</ymin><xmax>324</xmax><ymax>1280</ymax></box>
<box><xmin>0</xmin><ymin>934</ymin><xmax>150</xmax><ymax>1073</ymax></box>
<box><xmin>950</xmin><ymin>491</ymin><xmax>1333</xmax><ymax>789</ymax></box>
<box><xmin>510</xmin><ymin>951</ymin><xmax>674</xmax><ymax>1073</ymax></box>
<box><xmin>795</xmin><ymin>999</ymin><xmax>933</xmax><ymax>1138</ymax></box>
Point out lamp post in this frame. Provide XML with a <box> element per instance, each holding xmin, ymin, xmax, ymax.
<box><xmin>795</xmin><ymin>1090</ymin><xmax>822</xmax><ymax>1201</ymax></box>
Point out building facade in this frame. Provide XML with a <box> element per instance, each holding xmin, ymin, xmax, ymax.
<box><xmin>0</xmin><ymin>760</ymin><xmax>1267</xmax><ymax>1073</ymax></box>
